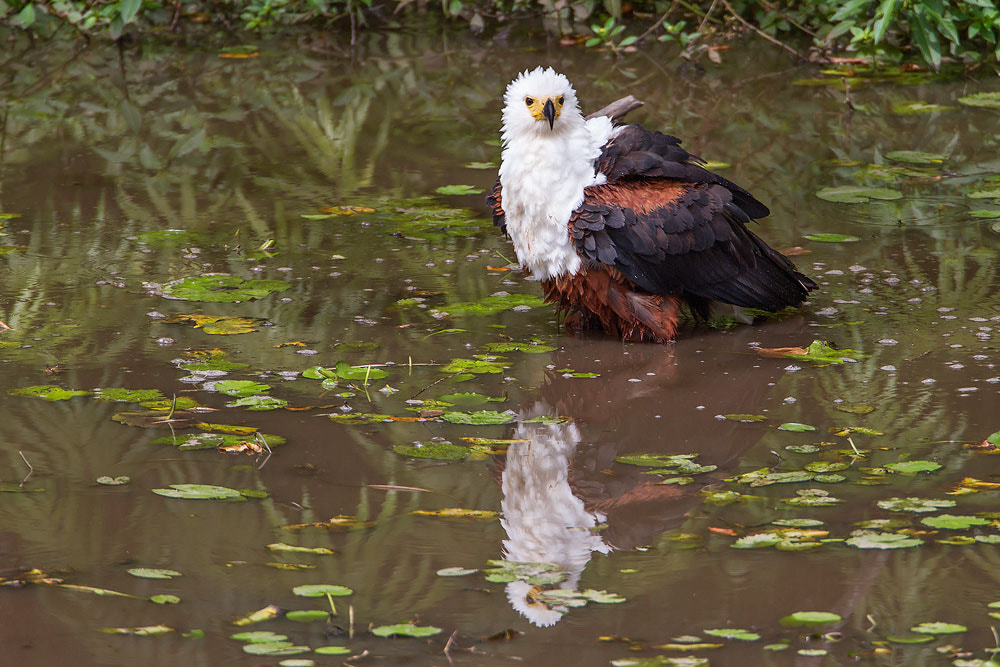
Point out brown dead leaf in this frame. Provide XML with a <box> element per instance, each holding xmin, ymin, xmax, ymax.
<box><xmin>756</xmin><ymin>346</ymin><xmax>809</xmax><ymax>358</ymax></box>
<box><xmin>275</xmin><ymin>341</ymin><xmax>307</xmax><ymax>348</ymax></box>
<box><xmin>779</xmin><ymin>246</ymin><xmax>811</xmax><ymax>257</ymax></box>
<box><xmin>218</xmin><ymin>440</ymin><xmax>264</xmax><ymax>455</ymax></box>
<box><xmin>486</xmin><ymin>266</ymin><xmax>511</xmax><ymax>271</ymax></box>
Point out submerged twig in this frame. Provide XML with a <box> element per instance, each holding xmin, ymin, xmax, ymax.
<box><xmin>18</xmin><ymin>450</ymin><xmax>33</xmax><ymax>487</ymax></box>
<box><xmin>409</xmin><ymin>374</ymin><xmax>449</xmax><ymax>399</ymax></box>
<box><xmin>254</xmin><ymin>432</ymin><xmax>272</xmax><ymax>470</ymax></box>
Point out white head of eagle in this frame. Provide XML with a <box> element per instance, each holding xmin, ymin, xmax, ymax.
<box><xmin>490</xmin><ymin>67</ymin><xmax>816</xmax><ymax>343</ymax></box>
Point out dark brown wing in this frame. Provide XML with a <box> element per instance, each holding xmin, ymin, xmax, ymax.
<box><xmin>572</xmin><ymin>126</ymin><xmax>815</xmax><ymax>312</ymax></box>
<box><xmin>487</xmin><ymin>178</ymin><xmax>506</xmax><ymax>236</ymax></box>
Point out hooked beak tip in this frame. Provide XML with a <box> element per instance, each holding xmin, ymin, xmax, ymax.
<box><xmin>543</xmin><ymin>99</ymin><xmax>556</xmax><ymax>130</ymax></box>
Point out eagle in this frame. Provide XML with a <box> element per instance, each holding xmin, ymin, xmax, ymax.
<box><xmin>488</xmin><ymin>67</ymin><xmax>816</xmax><ymax>342</ymax></box>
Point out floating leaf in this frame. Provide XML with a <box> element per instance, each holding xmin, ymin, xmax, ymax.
<box><xmin>100</xmin><ymin>625</ymin><xmax>174</xmax><ymax>636</ymax></box>
<box><xmin>971</xmin><ymin>209</ymin><xmax>1000</xmax><ymax>218</ymax></box>
<box><xmin>815</xmin><ymin>186</ymin><xmax>902</xmax><ymax>203</ymax></box>
<box><xmin>757</xmin><ymin>340</ymin><xmax>867</xmax><ymax>364</ymax></box>
<box><xmin>152</xmin><ymin>484</ymin><xmax>246</xmax><ymax>500</ymax></box>
<box><xmin>333</xmin><ymin>360</ymin><xmax>388</xmax><ymax>381</ymax></box>
<box><xmin>736</xmin><ymin>469</ymin><xmax>813</xmax><ymax>487</ymax></box>
<box><xmin>846</xmin><ymin>531</ymin><xmax>924</xmax><ymax>549</ymax></box>
<box><xmin>920</xmin><ymin>514</ymin><xmax>990</xmax><ymax>529</ymax></box>
<box><xmin>411</xmin><ymin>508</ymin><xmax>499</xmax><ymax>520</ymax></box>
<box><xmin>233</xmin><ymin>604</ymin><xmax>282</xmax><ymax>625</ymax></box>
<box><xmin>136</xmin><ymin>229</ymin><xmax>204</xmax><ymax>244</ymax></box>
<box><xmin>371</xmin><ymin>623</ymin><xmax>442</xmax><ymax>638</ymax></box>
<box><xmin>96</xmin><ymin>388</ymin><xmax>166</xmax><ymax>403</ymax></box>
<box><xmin>878</xmin><ymin>497</ymin><xmax>956</xmax><ymax>513</ymax></box>
<box><xmin>243</xmin><ymin>643</ymin><xmax>310</xmax><ymax>656</ymax></box>
<box><xmin>441</xmin><ymin>410</ymin><xmax>515</xmax><ymax>425</ymax></box>
<box><xmin>231</xmin><ymin>631</ymin><xmax>289</xmax><ymax>643</ymax></box>
<box><xmin>96</xmin><ymin>476</ymin><xmax>131</xmax><ymax>486</ymax></box>
<box><xmin>55</xmin><ymin>584</ymin><xmax>140</xmax><ymax>599</ymax></box>
<box><xmin>702</xmin><ymin>628</ymin><xmax>760</xmax><ymax>641</ymax></box>
<box><xmin>442</xmin><ymin>294</ymin><xmax>545</xmax><ymax>316</ymax></box>
<box><xmin>779</xmin><ymin>611</ymin><xmax>841</xmax><ymax>627</ymax></box>
<box><xmin>440</xmin><ymin>358</ymin><xmax>504</xmax><ymax>374</ymax></box>
<box><xmin>393</xmin><ymin>441</ymin><xmax>470</xmax><ymax>460</ymax></box>
<box><xmin>773</xmin><ymin>518</ymin><xmax>824</xmax><ymax>527</ymax></box>
<box><xmin>164</xmin><ymin>314</ymin><xmax>263</xmax><ymax>335</ymax></box>
<box><xmin>836</xmin><ymin>404</ymin><xmax>873</xmax><ymax>414</ymax></box>
<box><xmin>127</xmin><ymin>568</ymin><xmax>182</xmax><ymax>579</ymax></box>
<box><xmin>885</xmin><ymin>150</ymin><xmax>946</xmax><ymax>164</ymax></box>
<box><xmin>732</xmin><ymin>533</ymin><xmax>782</xmax><ymax>549</ymax></box>
<box><xmin>437</xmin><ymin>567</ymin><xmax>478</xmax><ymax>576</ymax></box>
<box><xmin>286</xmin><ymin>610</ymin><xmax>330</xmax><ymax>622</ymax></box>
<box><xmin>886</xmin><ymin>633</ymin><xmax>935</xmax><ymax>644</ymax></box>
<box><xmin>885</xmin><ymin>460</ymin><xmax>942</xmax><ymax>474</ymax></box>
<box><xmin>152</xmin><ymin>432</ymin><xmax>285</xmax><ymax>451</ymax></box>
<box><xmin>267</xmin><ymin>543</ymin><xmax>335</xmax><ymax>556</ymax></box>
<box><xmin>891</xmin><ymin>100</ymin><xmax>957</xmax><ymax>114</ymax></box>
<box><xmin>292</xmin><ymin>584</ymin><xmax>353</xmax><ymax>598</ymax></box>
<box><xmin>483</xmin><ymin>560</ymin><xmax>566</xmax><ymax>585</ymax></box>
<box><xmin>723</xmin><ymin>413</ymin><xmax>767</xmax><ymax>423</ymax></box>
<box><xmin>910</xmin><ymin>622</ymin><xmax>967</xmax><ymax>634</ymax></box>
<box><xmin>803</xmin><ymin>233</ymin><xmax>861</xmax><ymax>242</ymax></box>
<box><xmin>328</xmin><ymin>413</ymin><xmax>393</xmax><ymax>424</ymax></box>
<box><xmin>213</xmin><ymin>380</ymin><xmax>271</xmax><ymax>397</ymax></box>
<box><xmin>10</xmin><ymin>385</ymin><xmax>90</xmax><ymax>401</ymax></box>
<box><xmin>804</xmin><ymin>461</ymin><xmax>849</xmax><ymax>473</ymax></box>
<box><xmin>967</xmin><ymin>187</ymin><xmax>1000</xmax><ymax>200</ymax></box>
<box><xmin>226</xmin><ymin>395</ymin><xmax>288</xmax><ymax>411</ymax></box>
<box><xmin>958</xmin><ymin>92</ymin><xmax>1000</xmax><ymax>110</ymax></box>
<box><xmin>314</xmin><ymin>646</ymin><xmax>352</xmax><ymax>655</ymax></box>
<box><xmin>482</xmin><ymin>342</ymin><xmax>557</xmax><ymax>354</ymax></box>
<box><xmin>778</xmin><ymin>423</ymin><xmax>816</xmax><ymax>432</ymax></box>
<box><xmin>150</xmin><ymin>594</ymin><xmax>181</xmax><ymax>604</ymax></box>
<box><xmin>435</xmin><ymin>184</ymin><xmax>484</xmax><ymax>195</ymax></box>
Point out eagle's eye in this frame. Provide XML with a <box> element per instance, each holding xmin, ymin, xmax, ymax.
<box><xmin>525</xmin><ymin>97</ymin><xmax>534</xmax><ymax>106</ymax></box>
<box><xmin>557</xmin><ymin>96</ymin><xmax>564</xmax><ymax>105</ymax></box>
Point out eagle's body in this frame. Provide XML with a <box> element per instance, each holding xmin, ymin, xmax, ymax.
<box><xmin>489</xmin><ymin>67</ymin><xmax>815</xmax><ymax>342</ymax></box>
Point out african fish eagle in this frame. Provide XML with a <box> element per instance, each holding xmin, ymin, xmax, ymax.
<box><xmin>488</xmin><ymin>67</ymin><xmax>816</xmax><ymax>342</ymax></box>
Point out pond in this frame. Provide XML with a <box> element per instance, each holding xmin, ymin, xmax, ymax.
<box><xmin>2</xmin><ymin>27</ymin><xmax>1000</xmax><ymax>666</ymax></box>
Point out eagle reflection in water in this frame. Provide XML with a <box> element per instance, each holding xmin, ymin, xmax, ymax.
<box><xmin>493</xmin><ymin>330</ymin><xmax>797</xmax><ymax>626</ymax></box>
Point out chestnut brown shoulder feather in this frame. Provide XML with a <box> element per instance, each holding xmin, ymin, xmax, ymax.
<box><xmin>570</xmin><ymin>125</ymin><xmax>815</xmax><ymax>314</ymax></box>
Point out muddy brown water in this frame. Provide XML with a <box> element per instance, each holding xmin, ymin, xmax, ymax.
<box><xmin>2</xmin><ymin>29</ymin><xmax>1000</xmax><ymax>666</ymax></box>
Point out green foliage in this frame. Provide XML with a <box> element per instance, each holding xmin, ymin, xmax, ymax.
<box><xmin>3</xmin><ymin>0</ymin><xmax>998</xmax><ymax>71</ymax></box>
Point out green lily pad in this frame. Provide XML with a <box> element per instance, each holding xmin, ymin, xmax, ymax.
<box><xmin>128</xmin><ymin>568</ymin><xmax>182</xmax><ymax>579</ymax></box>
<box><xmin>441</xmin><ymin>410</ymin><xmax>515</xmax><ymax>425</ymax></box>
<box><xmin>972</xmin><ymin>209</ymin><xmax>1000</xmax><ymax>218</ymax></box>
<box><xmin>846</xmin><ymin>531</ymin><xmax>924</xmax><ymax>549</ymax></box>
<box><xmin>723</xmin><ymin>413</ymin><xmax>767</xmax><ymax>423</ymax></box>
<box><xmin>910</xmin><ymin>621</ymin><xmax>967</xmax><ymax>634</ymax></box>
<box><xmin>886</xmin><ymin>633</ymin><xmax>935</xmax><ymax>644</ymax></box>
<box><xmin>152</xmin><ymin>432</ymin><xmax>285</xmax><ymax>451</ymax></box>
<box><xmin>803</xmin><ymin>233</ymin><xmax>861</xmax><ymax>242</ymax></box>
<box><xmin>213</xmin><ymin>380</ymin><xmax>271</xmax><ymax>397</ymax></box>
<box><xmin>231</xmin><ymin>631</ymin><xmax>290</xmax><ymax>643</ymax></box>
<box><xmin>804</xmin><ymin>461</ymin><xmax>849</xmax><ymax>473</ymax></box>
<box><xmin>10</xmin><ymin>385</ymin><xmax>90</xmax><ymax>401</ymax></box>
<box><xmin>442</xmin><ymin>294</ymin><xmax>546</xmax><ymax>316</ymax></box>
<box><xmin>773</xmin><ymin>518</ymin><xmax>824</xmax><ymax>527</ymax></box>
<box><xmin>702</xmin><ymin>628</ymin><xmax>760</xmax><ymax>641</ymax></box>
<box><xmin>921</xmin><ymin>514</ymin><xmax>991</xmax><ymax>529</ymax></box>
<box><xmin>836</xmin><ymin>404</ymin><xmax>874</xmax><ymax>414</ymax></box>
<box><xmin>292</xmin><ymin>584</ymin><xmax>353</xmax><ymax>598</ymax></box>
<box><xmin>885</xmin><ymin>150</ymin><xmax>946</xmax><ymax>165</ymax></box>
<box><xmin>333</xmin><ymin>361</ymin><xmax>388</xmax><ymax>381</ymax></box>
<box><xmin>958</xmin><ymin>92</ymin><xmax>1000</xmax><ymax>109</ymax></box>
<box><xmin>393</xmin><ymin>441</ymin><xmax>470</xmax><ymax>460</ymax></box>
<box><xmin>891</xmin><ymin>101</ymin><xmax>957</xmax><ymax>114</ymax></box>
<box><xmin>152</xmin><ymin>484</ymin><xmax>246</xmax><ymax>500</ymax></box>
<box><xmin>482</xmin><ymin>342</ymin><xmax>558</xmax><ymax>354</ymax></box>
<box><xmin>877</xmin><ymin>497</ymin><xmax>956</xmax><ymax>513</ymax></box>
<box><xmin>968</xmin><ymin>188</ymin><xmax>1000</xmax><ymax>199</ymax></box>
<box><xmin>371</xmin><ymin>623</ymin><xmax>442</xmax><ymax>638</ymax></box>
<box><xmin>785</xmin><ymin>444</ymin><xmax>820</xmax><ymax>453</ymax></box>
<box><xmin>778</xmin><ymin>423</ymin><xmax>816</xmax><ymax>432</ymax></box>
<box><xmin>987</xmin><ymin>431</ymin><xmax>1000</xmax><ymax>446</ymax></box>
<box><xmin>437</xmin><ymin>567</ymin><xmax>478</xmax><ymax>576</ymax></box>
<box><xmin>286</xmin><ymin>610</ymin><xmax>330</xmax><ymax>622</ymax></box>
<box><xmin>149</xmin><ymin>594</ymin><xmax>181</xmax><ymax>604</ymax></box>
<box><xmin>266</xmin><ymin>543</ymin><xmax>335</xmax><ymax>555</ymax></box>
<box><xmin>440</xmin><ymin>358</ymin><xmax>505</xmax><ymax>374</ymax></box>
<box><xmin>136</xmin><ymin>229</ymin><xmax>205</xmax><ymax>244</ymax></box>
<box><xmin>140</xmin><ymin>396</ymin><xmax>203</xmax><ymax>411</ymax></box>
<box><xmin>226</xmin><ymin>395</ymin><xmax>288</xmax><ymax>411</ymax></box>
<box><xmin>100</xmin><ymin>625</ymin><xmax>174</xmax><ymax>636</ymax></box>
<box><xmin>483</xmin><ymin>560</ymin><xmax>566</xmax><ymax>585</ymax></box>
<box><xmin>95</xmin><ymin>388</ymin><xmax>166</xmax><ymax>403</ymax></box>
<box><xmin>328</xmin><ymin>413</ymin><xmax>393</xmax><ymax>424</ymax></box>
<box><xmin>885</xmin><ymin>460</ymin><xmax>942</xmax><ymax>474</ymax></box>
<box><xmin>97</xmin><ymin>476</ymin><xmax>131</xmax><ymax>486</ymax></box>
<box><xmin>779</xmin><ymin>611</ymin><xmax>841</xmax><ymax>627</ymax></box>
<box><xmin>435</xmin><ymin>184</ymin><xmax>484</xmax><ymax>195</ymax></box>
<box><xmin>314</xmin><ymin>646</ymin><xmax>352</xmax><ymax>655</ymax></box>
<box><xmin>159</xmin><ymin>274</ymin><xmax>290</xmax><ymax>302</ymax></box>
<box><xmin>243</xmin><ymin>643</ymin><xmax>311</xmax><ymax>656</ymax></box>
<box><xmin>815</xmin><ymin>186</ymin><xmax>902</xmax><ymax>203</ymax></box>
<box><xmin>732</xmin><ymin>533</ymin><xmax>782</xmax><ymax>549</ymax></box>
<box><xmin>736</xmin><ymin>469</ymin><xmax>813</xmax><ymax>487</ymax></box>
